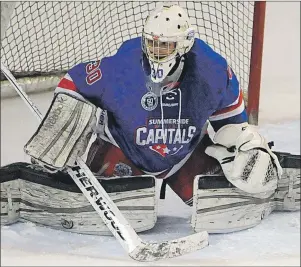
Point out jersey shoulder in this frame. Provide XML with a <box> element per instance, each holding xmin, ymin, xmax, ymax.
<box><xmin>186</xmin><ymin>38</ymin><xmax>240</xmax><ymax>111</ymax></box>
<box><xmin>101</xmin><ymin>37</ymin><xmax>142</xmax><ymax>72</ymax></box>
<box><xmin>59</xmin><ymin>37</ymin><xmax>144</xmax><ymax>106</ymax></box>
<box><xmin>114</xmin><ymin>37</ymin><xmax>142</xmax><ymax>57</ymax></box>
<box><xmin>66</xmin><ymin>37</ymin><xmax>142</xmax><ymax>86</ymax></box>
<box><xmin>187</xmin><ymin>38</ymin><xmax>229</xmax><ymax>92</ymax></box>
<box><xmin>191</xmin><ymin>38</ymin><xmax>227</xmax><ymax>68</ymax></box>
<box><xmin>68</xmin><ymin>37</ymin><xmax>142</xmax><ymax>74</ymax></box>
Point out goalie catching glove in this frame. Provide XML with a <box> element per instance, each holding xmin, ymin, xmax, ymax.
<box><xmin>205</xmin><ymin>123</ymin><xmax>283</xmax><ymax>194</ymax></box>
<box><xmin>24</xmin><ymin>93</ymin><xmax>97</xmax><ymax>171</ymax></box>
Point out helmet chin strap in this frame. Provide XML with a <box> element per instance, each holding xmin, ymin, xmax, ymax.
<box><xmin>146</xmin><ymin>56</ymin><xmax>185</xmax><ymax>96</ymax></box>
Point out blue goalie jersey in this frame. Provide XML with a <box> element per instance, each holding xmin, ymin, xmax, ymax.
<box><xmin>55</xmin><ymin>37</ymin><xmax>247</xmax><ymax>174</ymax></box>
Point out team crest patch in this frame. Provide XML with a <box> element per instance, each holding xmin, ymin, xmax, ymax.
<box><xmin>141</xmin><ymin>92</ymin><xmax>158</xmax><ymax>111</ymax></box>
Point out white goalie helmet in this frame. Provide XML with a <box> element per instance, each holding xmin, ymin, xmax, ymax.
<box><xmin>142</xmin><ymin>5</ymin><xmax>195</xmax><ymax>83</ymax></box>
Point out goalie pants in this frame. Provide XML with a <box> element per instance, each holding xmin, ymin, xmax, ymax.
<box><xmin>86</xmin><ymin>135</ymin><xmax>221</xmax><ymax>205</ymax></box>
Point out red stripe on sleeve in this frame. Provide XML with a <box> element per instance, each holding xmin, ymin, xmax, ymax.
<box><xmin>58</xmin><ymin>78</ymin><xmax>77</xmax><ymax>91</ymax></box>
<box><xmin>212</xmin><ymin>90</ymin><xmax>243</xmax><ymax>116</ymax></box>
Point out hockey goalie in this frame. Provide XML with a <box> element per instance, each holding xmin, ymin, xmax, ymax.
<box><xmin>1</xmin><ymin>5</ymin><xmax>300</xmax><ymax>237</ymax></box>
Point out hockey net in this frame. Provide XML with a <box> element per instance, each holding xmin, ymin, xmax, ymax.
<box><xmin>1</xmin><ymin>1</ymin><xmax>265</xmax><ymax>124</ymax></box>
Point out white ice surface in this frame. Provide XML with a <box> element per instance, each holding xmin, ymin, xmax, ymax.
<box><xmin>1</xmin><ymin>2</ymin><xmax>300</xmax><ymax>266</ymax></box>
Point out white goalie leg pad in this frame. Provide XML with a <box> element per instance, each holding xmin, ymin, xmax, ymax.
<box><xmin>274</xmin><ymin>168</ymin><xmax>300</xmax><ymax>211</ymax></box>
<box><xmin>191</xmin><ymin>175</ymin><xmax>275</xmax><ymax>233</ymax></box>
<box><xmin>205</xmin><ymin>123</ymin><xmax>283</xmax><ymax>194</ymax></box>
<box><xmin>24</xmin><ymin>93</ymin><xmax>97</xmax><ymax>170</ymax></box>
<box><xmin>1</xmin><ymin>163</ymin><xmax>157</xmax><ymax>234</ymax></box>
<box><xmin>273</xmin><ymin>152</ymin><xmax>301</xmax><ymax>211</ymax></box>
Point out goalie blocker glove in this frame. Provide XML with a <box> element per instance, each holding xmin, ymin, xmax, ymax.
<box><xmin>205</xmin><ymin>122</ymin><xmax>283</xmax><ymax>194</ymax></box>
<box><xmin>24</xmin><ymin>92</ymin><xmax>97</xmax><ymax>172</ymax></box>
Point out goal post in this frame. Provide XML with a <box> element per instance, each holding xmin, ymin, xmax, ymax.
<box><xmin>1</xmin><ymin>1</ymin><xmax>266</xmax><ymax>125</ymax></box>
<box><xmin>247</xmin><ymin>1</ymin><xmax>266</xmax><ymax>125</ymax></box>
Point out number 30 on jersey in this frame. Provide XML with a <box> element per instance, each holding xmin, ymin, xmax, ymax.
<box><xmin>86</xmin><ymin>61</ymin><xmax>102</xmax><ymax>85</ymax></box>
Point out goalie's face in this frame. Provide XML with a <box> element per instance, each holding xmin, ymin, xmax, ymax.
<box><xmin>146</xmin><ymin>38</ymin><xmax>177</xmax><ymax>62</ymax></box>
<box><xmin>142</xmin><ymin>5</ymin><xmax>195</xmax><ymax>83</ymax></box>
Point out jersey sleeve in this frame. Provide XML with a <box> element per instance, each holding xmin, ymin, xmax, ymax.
<box><xmin>209</xmin><ymin>65</ymin><xmax>248</xmax><ymax>132</ymax></box>
<box><xmin>54</xmin><ymin>72</ymin><xmax>86</xmax><ymax>101</ymax></box>
<box><xmin>54</xmin><ymin>60</ymin><xmax>105</xmax><ymax>107</ymax></box>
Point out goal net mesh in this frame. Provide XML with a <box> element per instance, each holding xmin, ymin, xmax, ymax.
<box><xmin>1</xmin><ymin>1</ymin><xmax>254</xmax><ymax>101</ymax></box>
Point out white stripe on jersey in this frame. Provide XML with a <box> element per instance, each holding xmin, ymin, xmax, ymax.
<box><xmin>225</xmin><ymin>93</ymin><xmax>240</xmax><ymax>107</ymax></box>
<box><xmin>209</xmin><ymin>100</ymin><xmax>245</xmax><ymax>121</ymax></box>
<box><xmin>64</xmin><ymin>73</ymin><xmax>72</xmax><ymax>81</ymax></box>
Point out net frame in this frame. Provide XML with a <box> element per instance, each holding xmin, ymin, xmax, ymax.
<box><xmin>1</xmin><ymin>1</ymin><xmax>265</xmax><ymax>124</ymax></box>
